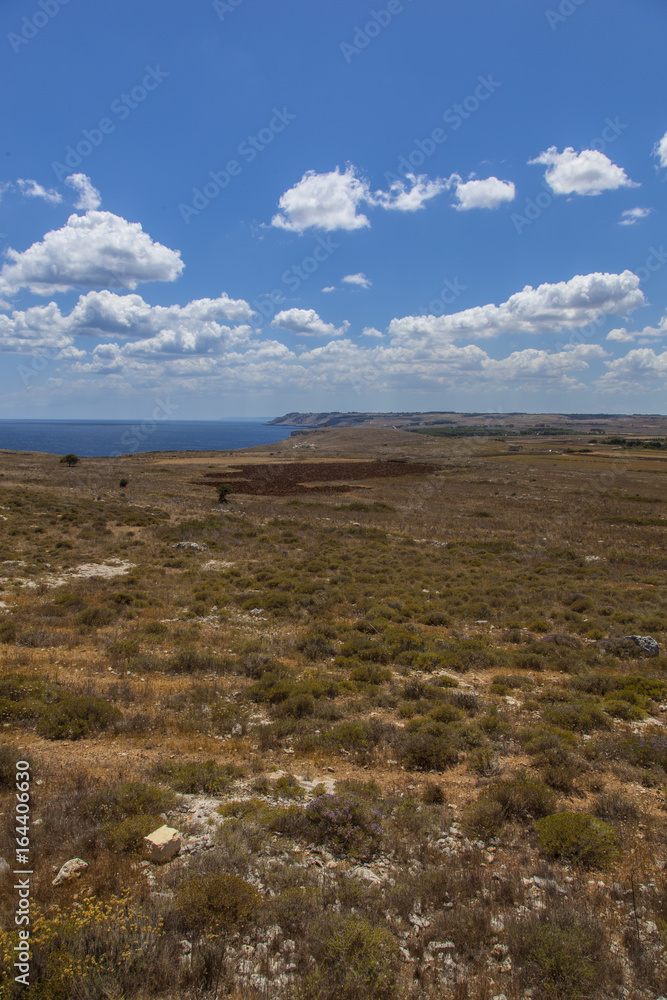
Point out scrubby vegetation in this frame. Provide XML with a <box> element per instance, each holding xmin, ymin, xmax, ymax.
<box><xmin>1</xmin><ymin>428</ymin><xmax>667</xmax><ymax>998</ymax></box>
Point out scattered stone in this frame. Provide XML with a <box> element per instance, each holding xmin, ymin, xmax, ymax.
<box><xmin>0</xmin><ymin>857</ymin><xmax>10</xmax><ymax>875</ymax></box>
<box><xmin>624</xmin><ymin>635</ymin><xmax>660</xmax><ymax>657</ymax></box>
<box><xmin>351</xmin><ymin>866</ymin><xmax>383</xmax><ymax>884</ymax></box>
<box><xmin>595</xmin><ymin>636</ymin><xmax>658</xmax><ymax>658</ymax></box>
<box><xmin>144</xmin><ymin>825</ymin><xmax>181</xmax><ymax>863</ymax></box>
<box><xmin>172</xmin><ymin>542</ymin><xmax>208</xmax><ymax>551</ymax></box>
<box><xmin>181</xmin><ymin>834</ymin><xmax>215</xmax><ymax>855</ymax></box>
<box><xmin>490</xmin><ymin>916</ymin><xmax>504</xmax><ymax>933</ymax></box>
<box><xmin>52</xmin><ymin>858</ymin><xmax>88</xmax><ymax>886</ymax></box>
<box><xmin>429</xmin><ymin>940</ymin><xmax>456</xmax><ymax>953</ymax></box>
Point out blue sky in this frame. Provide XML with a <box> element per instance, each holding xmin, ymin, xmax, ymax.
<box><xmin>1</xmin><ymin>0</ymin><xmax>666</xmax><ymax>419</ymax></box>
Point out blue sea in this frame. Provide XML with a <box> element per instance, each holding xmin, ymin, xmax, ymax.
<box><xmin>0</xmin><ymin>419</ymin><xmax>296</xmax><ymax>458</ymax></box>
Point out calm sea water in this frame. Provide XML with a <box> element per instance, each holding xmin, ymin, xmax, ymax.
<box><xmin>0</xmin><ymin>420</ymin><xmax>295</xmax><ymax>458</ymax></box>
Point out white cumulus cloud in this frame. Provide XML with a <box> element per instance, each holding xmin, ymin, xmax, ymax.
<box><xmin>388</xmin><ymin>271</ymin><xmax>643</xmax><ymax>344</ymax></box>
<box><xmin>0</xmin><ymin>211</ymin><xmax>184</xmax><ymax>296</ymax></box>
<box><xmin>17</xmin><ymin>179</ymin><xmax>62</xmax><ymax>205</ymax></box>
<box><xmin>619</xmin><ymin>207</ymin><xmax>652</xmax><ymax>226</ymax></box>
<box><xmin>0</xmin><ymin>290</ymin><xmax>254</xmax><ymax>355</ymax></box>
<box><xmin>605</xmin><ymin>315</ymin><xmax>667</xmax><ymax>344</ymax></box>
<box><xmin>272</xmin><ymin>308</ymin><xmax>349</xmax><ymax>337</ymax></box>
<box><xmin>529</xmin><ymin>146</ymin><xmax>638</xmax><ymax>196</ymax></box>
<box><xmin>65</xmin><ymin>173</ymin><xmax>102</xmax><ymax>210</ymax></box>
<box><xmin>451</xmin><ymin>175</ymin><xmax>516</xmax><ymax>210</ymax></box>
<box><xmin>342</xmin><ymin>272</ymin><xmax>371</xmax><ymax>289</ymax></box>
<box><xmin>596</xmin><ymin>348</ymin><xmax>667</xmax><ymax>391</ymax></box>
<box><xmin>271</xmin><ymin>166</ymin><xmax>371</xmax><ymax>233</ymax></box>
<box><xmin>371</xmin><ymin>173</ymin><xmax>448</xmax><ymax>212</ymax></box>
<box><xmin>271</xmin><ymin>166</ymin><xmax>447</xmax><ymax>233</ymax></box>
<box><xmin>653</xmin><ymin>129</ymin><xmax>667</xmax><ymax>168</ymax></box>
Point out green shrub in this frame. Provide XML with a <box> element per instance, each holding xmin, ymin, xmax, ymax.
<box><xmin>338</xmin><ymin>635</ymin><xmax>389</xmax><ymax>663</ymax></box>
<box><xmin>272</xmin><ymin>773</ymin><xmax>305</xmax><ymax>799</ymax></box>
<box><xmin>0</xmin><ymin>746</ymin><xmax>33</xmax><ymax>790</ymax></box>
<box><xmin>462</xmin><ymin>797</ymin><xmax>506</xmax><ymax>839</ymax></box>
<box><xmin>76</xmin><ymin>606</ymin><xmax>117</xmax><ymax>629</ymax></box>
<box><xmin>151</xmin><ymin>758</ymin><xmax>239</xmax><ymax>794</ymax></box>
<box><xmin>36</xmin><ymin>695</ymin><xmax>121</xmax><ymax>740</ymax></box>
<box><xmin>174</xmin><ymin>873</ymin><xmax>261</xmax><ymax>932</ymax></box>
<box><xmin>319</xmin><ymin>718</ymin><xmax>393</xmax><ymax>757</ymax></box>
<box><xmin>303</xmin><ymin>915</ymin><xmax>400</xmax><ymax>1000</ymax></box>
<box><xmin>350</xmin><ymin>663</ymin><xmax>391</xmax><ymax>686</ymax></box>
<box><xmin>168</xmin><ymin>648</ymin><xmax>230</xmax><ymax>674</ymax></box>
<box><xmin>279</xmin><ymin>692</ymin><xmax>315</xmax><ymax>718</ymax></box>
<box><xmin>508</xmin><ymin>906</ymin><xmax>619</xmax><ymax>999</ymax></box>
<box><xmin>463</xmin><ymin>773</ymin><xmax>557</xmax><ymax>837</ymax></box>
<box><xmin>81</xmin><ymin>781</ymin><xmax>175</xmax><ymax>823</ymax></box>
<box><xmin>429</xmin><ymin>702</ymin><xmax>463</xmax><ymax>724</ymax></box>
<box><xmin>399</xmin><ymin>728</ymin><xmax>458</xmax><ymax>772</ymax></box>
<box><xmin>103</xmin><ymin>813</ymin><xmax>162</xmax><ymax>853</ymax></box>
<box><xmin>542</xmin><ymin>700</ymin><xmax>610</xmax><ymax>732</ymax></box>
<box><xmin>536</xmin><ymin>812</ymin><xmax>618</xmax><ymax>867</ymax></box>
<box><xmin>295</xmin><ymin>630</ymin><xmax>338</xmax><ymax>659</ymax></box>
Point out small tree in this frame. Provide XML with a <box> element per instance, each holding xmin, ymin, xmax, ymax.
<box><xmin>216</xmin><ymin>484</ymin><xmax>234</xmax><ymax>504</ymax></box>
<box><xmin>119</xmin><ymin>478</ymin><xmax>129</xmax><ymax>488</ymax></box>
<box><xmin>60</xmin><ymin>454</ymin><xmax>80</xmax><ymax>467</ymax></box>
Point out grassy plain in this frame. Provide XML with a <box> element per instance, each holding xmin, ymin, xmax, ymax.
<box><xmin>0</xmin><ymin>423</ymin><xmax>666</xmax><ymax>999</ymax></box>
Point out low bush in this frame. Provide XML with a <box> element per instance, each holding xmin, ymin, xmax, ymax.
<box><xmin>303</xmin><ymin>914</ymin><xmax>400</xmax><ymax>1000</ymax></box>
<box><xmin>508</xmin><ymin>906</ymin><xmax>620</xmax><ymax>999</ymax></box>
<box><xmin>151</xmin><ymin>759</ymin><xmax>240</xmax><ymax>795</ymax></box>
<box><xmin>37</xmin><ymin>695</ymin><xmax>122</xmax><ymax>740</ymax></box>
<box><xmin>398</xmin><ymin>725</ymin><xmax>458</xmax><ymax>772</ymax></box>
<box><xmin>463</xmin><ymin>772</ymin><xmax>557</xmax><ymax>838</ymax></box>
<box><xmin>81</xmin><ymin>781</ymin><xmax>175</xmax><ymax>823</ymax></box>
<box><xmin>174</xmin><ymin>872</ymin><xmax>262</xmax><ymax>932</ymax></box>
<box><xmin>305</xmin><ymin>792</ymin><xmax>382</xmax><ymax>860</ymax></box>
<box><xmin>535</xmin><ymin>812</ymin><xmax>618</xmax><ymax>867</ymax></box>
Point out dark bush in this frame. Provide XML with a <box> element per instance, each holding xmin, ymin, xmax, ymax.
<box><xmin>306</xmin><ymin>792</ymin><xmax>382</xmax><ymax>860</ymax></box>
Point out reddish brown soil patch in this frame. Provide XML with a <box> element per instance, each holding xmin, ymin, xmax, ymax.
<box><xmin>191</xmin><ymin>459</ymin><xmax>440</xmax><ymax>496</ymax></box>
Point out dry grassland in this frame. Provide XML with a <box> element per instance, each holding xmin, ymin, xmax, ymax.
<box><xmin>0</xmin><ymin>424</ymin><xmax>666</xmax><ymax>999</ymax></box>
